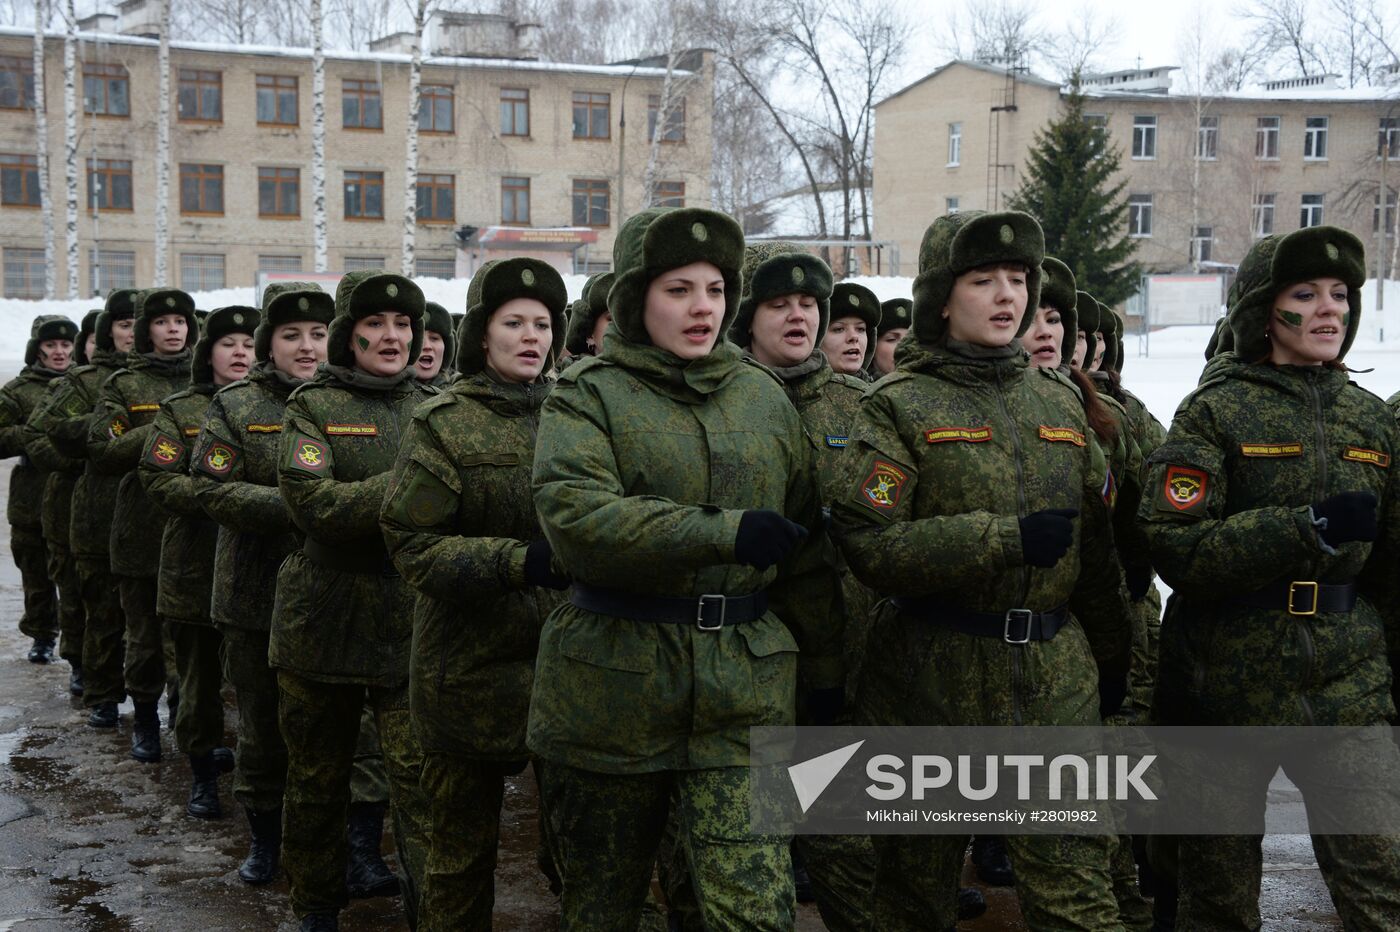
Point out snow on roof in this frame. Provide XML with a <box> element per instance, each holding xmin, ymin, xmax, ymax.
<box><xmin>0</xmin><ymin>26</ymin><xmax>686</xmax><ymax>79</ymax></box>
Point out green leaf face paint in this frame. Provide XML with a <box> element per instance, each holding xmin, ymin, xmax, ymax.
<box><xmin>1341</xmin><ymin>312</ymin><xmax>1351</xmax><ymax>329</ymax></box>
<box><xmin>1275</xmin><ymin>309</ymin><xmax>1304</xmax><ymax>330</ymax></box>
<box><xmin>357</xmin><ymin>335</ymin><xmax>371</xmax><ymax>351</ymax></box>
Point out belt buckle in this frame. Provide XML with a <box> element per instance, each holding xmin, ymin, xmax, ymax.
<box><xmin>1288</xmin><ymin>581</ymin><xmax>1319</xmax><ymax>616</ymax></box>
<box><xmin>697</xmin><ymin>594</ymin><xmax>727</xmax><ymax>631</ymax></box>
<box><xmin>1004</xmin><ymin>608</ymin><xmax>1033</xmax><ymax>644</ymax></box>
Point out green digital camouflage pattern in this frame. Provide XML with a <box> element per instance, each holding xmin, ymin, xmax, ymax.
<box><xmin>193</xmin><ymin>364</ymin><xmax>302</xmax><ymax>633</ymax></box>
<box><xmin>270</xmin><ymin>365</ymin><xmax>427</xmax><ymax>686</ymax></box>
<box><xmin>170</xmin><ymin>621</ymin><xmax>223</xmax><ymax>756</ymax></box>
<box><xmin>541</xmin><ymin>762</ymin><xmax>794</xmax><ymax>931</ymax></box>
<box><xmin>416</xmin><ymin>754</ymin><xmax>514</xmax><ymax>930</ymax></box>
<box><xmin>24</xmin><ymin>380</ymin><xmax>88</xmax><ymax>661</ymax></box>
<box><xmin>528</xmin><ymin>346</ymin><xmax>846</xmax><ymax>773</ymax></box>
<box><xmin>351</xmin><ymin>705</ymin><xmax>389</xmax><ymax>805</ymax></box>
<box><xmin>219</xmin><ymin>626</ymin><xmax>286</xmax><ymax>812</ymax></box>
<box><xmin>1140</xmin><ymin>360</ymin><xmax>1399</xmax><ymax>726</ymax></box>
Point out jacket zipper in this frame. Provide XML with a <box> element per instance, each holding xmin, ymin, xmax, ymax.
<box><xmin>994</xmin><ymin>366</ymin><xmax>1030</xmax><ymax>726</ymax></box>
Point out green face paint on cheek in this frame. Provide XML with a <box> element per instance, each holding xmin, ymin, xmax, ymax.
<box><xmin>1275</xmin><ymin>309</ymin><xmax>1304</xmax><ymax>330</ymax></box>
<box><xmin>1341</xmin><ymin>312</ymin><xmax>1351</xmax><ymax>328</ymax></box>
<box><xmin>356</xmin><ymin>336</ymin><xmax>370</xmax><ymax>351</ymax></box>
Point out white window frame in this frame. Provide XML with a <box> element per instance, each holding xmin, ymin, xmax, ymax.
<box><xmin>1253</xmin><ymin>193</ymin><xmax>1276</xmax><ymax>237</ymax></box>
<box><xmin>1255</xmin><ymin>116</ymin><xmax>1280</xmax><ymax>160</ymax></box>
<box><xmin>1128</xmin><ymin>194</ymin><xmax>1153</xmax><ymax>237</ymax></box>
<box><xmin>1191</xmin><ymin>226</ymin><xmax>1213</xmax><ymax>264</ymax></box>
<box><xmin>1299</xmin><ymin>194</ymin><xmax>1324</xmax><ymax>229</ymax></box>
<box><xmin>945</xmin><ymin>196</ymin><xmax>959</xmax><ymax>214</ymax></box>
<box><xmin>947</xmin><ymin>122</ymin><xmax>961</xmax><ymax>167</ymax></box>
<box><xmin>1197</xmin><ymin>115</ymin><xmax>1218</xmax><ymax>161</ymax></box>
<box><xmin>1303</xmin><ymin>116</ymin><xmax>1328</xmax><ymax>161</ymax></box>
<box><xmin>1132</xmin><ymin>115</ymin><xmax>1156</xmax><ymax>160</ymax></box>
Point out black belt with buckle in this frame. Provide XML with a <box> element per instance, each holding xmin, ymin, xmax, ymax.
<box><xmin>1233</xmin><ymin>580</ymin><xmax>1357</xmax><ymax>616</ymax></box>
<box><xmin>890</xmin><ymin>597</ymin><xmax>1070</xmax><ymax>644</ymax></box>
<box><xmin>303</xmin><ymin>536</ymin><xmax>397</xmax><ymax>576</ymax></box>
<box><xmin>569</xmin><ymin>583</ymin><xmax>768</xmax><ymax>631</ymax></box>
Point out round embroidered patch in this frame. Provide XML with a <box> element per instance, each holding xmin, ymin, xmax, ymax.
<box><xmin>165</xmin><ymin>296</ymin><xmax>177</xmax><ymax>308</ymax></box>
<box><xmin>691</xmin><ymin>222</ymin><xmax>709</xmax><ymax>242</ymax></box>
<box><xmin>792</xmin><ymin>266</ymin><xmax>805</xmax><ymax>285</ymax></box>
<box><xmin>386</xmin><ymin>283</ymin><xmax>399</xmax><ymax>298</ymax></box>
<box><xmin>298</xmin><ymin>297</ymin><xmax>310</xmax><ymax>311</ymax></box>
<box><xmin>999</xmin><ymin>224</ymin><xmax>1015</xmax><ymax>244</ymax></box>
<box><xmin>1326</xmin><ymin>243</ymin><xmax>1339</xmax><ymax>261</ymax></box>
<box><xmin>522</xmin><ymin>268</ymin><xmax>536</xmax><ymax>287</ymax></box>
<box><xmin>848</xmin><ymin>293</ymin><xmax>860</xmax><ymax>307</ymax></box>
<box><xmin>233</xmin><ymin>312</ymin><xmax>244</xmax><ymax>324</ymax></box>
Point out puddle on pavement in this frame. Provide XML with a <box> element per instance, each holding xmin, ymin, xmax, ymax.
<box><xmin>48</xmin><ymin>875</ymin><xmax>132</xmax><ymax>931</ymax></box>
<box><xmin>3</xmin><ymin>730</ymin><xmax>75</xmax><ymax>791</ymax></box>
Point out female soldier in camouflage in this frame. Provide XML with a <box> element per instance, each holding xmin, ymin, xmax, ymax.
<box><xmin>872</xmin><ymin>297</ymin><xmax>912</xmax><ymax>379</ymax></box>
<box><xmin>272</xmin><ymin>271</ymin><xmax>433</xmax><ymax>932</ymax></box>
<box><xmin>381</xmin><ymin>258</ymin><xmax>570</xmax><ymax>930</ymax></box>
<box><xmin>141</xmin><ymin>306</ymin><xmax>259</xmax><ymax>819</ymax></box>
<box><xmin>415</xmin><ymin>301</ymin><xmax>456</xmax><ymax>386</ymax></box>
<box><xmin>1139</xmin><ymin>226</ymin><xmax>1400</xmax><ymax>930</ymax></box>
<box><xmin>821</xmin><ymin>282</ymin><xmax>881</xmax><ymax>378</ymax></box>
<box><xmin>832</xmin><ymin>210</ymin><xmax>1131</xmax><ymax>931</ymax></box>
<box><xmin>529</xmin><ymin>207</ymin><xmax>845</xmax><ymax>931</ymax></box>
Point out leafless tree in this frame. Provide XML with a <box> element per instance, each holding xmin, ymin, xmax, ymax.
<box><xmin>33</xmin><ymin>0</ymin><xmax>56</xmax><ymax>297</ymax></box>
<box><xmin>940</xmin><ymin>0</ymin><xmax>1045</xmax><ymax>68</ymax></box>
<box><xmin>401</xmin><ymin>0</ymin><xmax>432</xmax><ymax>276</ymax></box>
<box><xmin>1042</xmin><ymin>5</ymin><xmax>1121</xmax><ymax>80</ymax></box>
<box><xmin>153</xmin><ymin>0</ymin><xmax>172</xmax><ymax>285</ymax></box>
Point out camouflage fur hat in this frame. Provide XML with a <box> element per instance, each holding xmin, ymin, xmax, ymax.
<box><xmin>1037</xmin><ymin>257</ymin><xmax>1078</xmax><ymax>366</ymax></box>
<box><xmin>608</xmin><ymin>207</ymin><xmax>745</xmax><ymax>346</ymax></box>
<box><xmin>26</xmin><ymin>315</ymin><xmax>79</xmax><ymax>367</ymax></box>
<box><xmin>830</xmin><ymin>281</ymin><xmax>881</xmax><ymax>370</ymax></box>
<box><xmin>1228</xmin><ymin>226</ymin><xmax>1365</xmax><ymax>363</ymax></box>
<box><xmin>877</xmin><ymin>298</ymin><xmax>912</xmax><ymax>339</ymax></box>
<box><xmin>1076</xmin><ymin>291</ymin><xmax>1100</xmax><ymax>368</ymax></box>
<box><xmin>95</xmin><ymin>288</ymin><xmax>140</xmax><ymax>349</ymax></box>
<box><xmin>457</xmin><ymin>257</ymin><xmax>568</xmax><ymax>377</ymax></box>
<box><xmin>193</xmin><ymin>305</ymin><xmax>260</xmax><ymax>385</ymax></box>
<box><xmin>565</xmin><ymin>272</ymin><xmax>614</xmax><ymax>356</ymax></box>
<box><xmin>1204</xmin><ymin>315</ymin><xmax>1233</xmax><ymax>361</ymax></box>
<box><xmin>457</xmin><ymin>260</ymin><xmax>501</xmax><ymax>353</ymax></box>
<box><xmin>1098</xmin><ymin>300</ymin><xmax>1122</xmax><ymax>372</ymax></box>
<box><xmin>75</xmin><ymin>309</ymin><xmax>101</xmax><ymax>365</ymax></box>
<box><xmin>730</xmin><ymin>242</ymin><xmax>834</xmax><ymax>348</ymax></box>
<box><xmin>327</xmin><ymin>271</ymin><xmax>425</xmax><ymax>369</ymax></box>
<box><xmin>134</xmin><ymin>288</ymin><xmax>199</xmax><ymax>355</ymax></box>
<box><xmin>911</xmin><ymin>210</ymin><xmax>1045</xmax><ymax>344</ymax></box>
<box><xmin>255</xmin><ymin>283</ymin><xmax>334</xmax><ymax>362</ymax></box>
<box><xmin>424</xmin><ymin>301</ymin><xmax>457</xmax><ymax>369</ymax></box>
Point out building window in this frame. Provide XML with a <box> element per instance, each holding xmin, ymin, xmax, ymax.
<box><xmin>1377</xmin><ymin>193</ymin><xmax>1399</xmax><ymax>233</ymax></box>
<box><xmin>179</xmin><ymin>163</ymin><xmax>224</xmax><ymax>215</ymax></box>
<box><xmin>257</xmin><ymin>166</ymin><xmax>300</xmax><ymax>217</ymax></box>
<box><xmin>1</xmin><ymin>154</ymin><xmax>40</xmax><ymax>207</ymax></box>
<box><xmin>343</xmin><ymin>256</ymin><xmax>385</xmax><ymax>271</ymax></box>
<box><xmin>947</xmin><ymin>122</ymin><xmax>962</xmax><ymax>166</ymax></box>
<box><xmin>572</xmin><ymin>178</ymin><xmax>610</xmax><ymax>226</ymax></box>
<box><xmin>1252</xmin><ymin>193</ymin><xmax>1276</xmax><ymax>236</ymax></box>
<box><xmin>3</xmin><ymin>247</ymin><xmax>44</xmax><ymax>297</ymax></box>
<box><xmin>1303</xmin><ymin>116</ymin><xmax>1328</xmax><ymax>160</ymax></box>
<box><xmin>258</xmin><ymin>254</ymin><xmax>303</xmax><ymax>274</ymax></box>
<box><xmin>647</xmin><ymin>95</ymin><xmax>686</xmax><ymax>143</ymax></box>
<box><xmin>501</xmin><ymin>176</ymin><xmax>530</xmax><ymax>224</ymax></box>
<box><xmin>415</xmin><ymin>173</ymin><xmax>455</xmax><ymax>222</ymax></box>
<box><xmin>0</xmin><ymin>57</ymin><xmax>35</xmax><ymax>110</ymax></box>
<box><xmin>342</xmin><ymin>79</ymin><xmax>382</xmax><ymax>129</ymax></box>
<box><xmin>653</xmin><ymin>181</ymin><xmax>685</xmax><ymax>208</ymax></box>
<box><xmin>1382</xmin><ymin>118</ymin><xmax>1400</xmax><ymax>160</ymax></box>
<box><xmin>87</xmin><ymin>159</ymin><xmax>133</xmax><ymax>211</ymax></box>
<box><xmin>1132</xmin><ymin>115</ymin><xmax>1156</xmax><ymax>159</ymax></box>
<box><xmin>1191</xmin><ymin>226</ymin><xmax>1213</xmax><ymax>264</ymax></box>
<box><xmin>88</xmin><ymin>249</ymin><xmax>135</xmax><ymax>295</ymax></box>
<box><xmin>1255</xmin><ymin>116</ymin><xmax>1280</xmax><ymax>159</ymax></box>
<box><xmin>946</xmin><ymin>196</ymin><xmax>960</xmax><ymax>214</ymax></box>
<box><xmin>500</xmin><ymin>87</ymin><xmax>529</xmax><ymax>136</ymax></box>
<box><xmin>83</xmin><ymin>62</ymin><xmax>130</xmax><ymax>117</ymax></box>
<box><xmin>1197</xmin><ymin>115</ymin><xmax>1218</xmax><ymax>160</ymax></box>
<box><xmin>177</xmin><ymin>69</ymin><xmax>221</xmax><ymax>122</ymax></box>
<box><xmin>343</xmin><ymin>170</ymin><xmax>384</xmax><ymax>220</ymax></box>
<box><xmin>1299</xmin><ymin>193</ymin><xmax>1324</xmax><ymax>228</ymax></box>
<box><xmin>418</xmin><ymin>85</ymin><xmax>453</xmax><ymax>133</ymax></box>
<box><xmin>256</xmin><ymin>74</ymin><xmax>298</xmax><ymax>126</ymax></box>
<box><xmin>1127</xmin><ymin>193</ymin><xmax>1153</xmax><ymax>237</ymax></box>
<box><xmin>179</xmin><ymin>253</ymin><xmax>225</xmax><ymax>291</ymax></box>
<box><xmin>572</xmin><ymin>92</ymin><xmax>610</xmax><ymax>140</ymax></box>
<box><xmin>417</xmin><ymin>257</ymin><xmax>456</xmax><ymax>279</ymax></box>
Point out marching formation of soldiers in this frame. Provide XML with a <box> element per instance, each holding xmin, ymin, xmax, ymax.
<box><xmin>5</xmin><ymin>204</ymin><xmax>1400</xmax><ymax>932</ymax></box>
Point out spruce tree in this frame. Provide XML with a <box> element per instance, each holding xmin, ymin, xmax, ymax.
<box><xmin>1008</xmin><ymin>79</ymin><xmax>1141</xmax><ymax>307</ymax></box>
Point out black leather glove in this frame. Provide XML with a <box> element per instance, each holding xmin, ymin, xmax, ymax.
<box><xmin>805</xmin><ymin>686</ymin><xmax>846</xmax><ymax>726</ymax></box>
<box><xmin>1312</xmin><ymin>491</ymin><xmax>1379</xmax><ymax>547</ymax></box>
<box><xmin>1098</xmin><ymin>674</ymin><xmax>1128</xmax><ymax>720</ymax></box>
<box><xmin>1018</xmin><ymin>508</ymin><xmax>1079</xmax><ymax>568</ymax></box>
<box><xmin>734</xmin><ymin>509</ymin><xmax>808</xmax><ymax>571</ymax></box>
<box><xmin>1125</xmin><ymin>565</ymin><xmax>1152</xmax><ymax>602</ymax></box>
<box><xmin>524</xmin><ymin>539</ymin><xmax>570</xmax><ymax>590</ymax></box>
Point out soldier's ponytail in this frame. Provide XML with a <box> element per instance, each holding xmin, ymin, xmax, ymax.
<box><xmin>1068</xmin><ymin>367</ymin><xmax>1118</xmax><ymax>446</ymax></box>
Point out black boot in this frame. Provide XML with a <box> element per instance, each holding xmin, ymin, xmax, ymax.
<box><xmin>86</xmin><ymin>701</ymin><xmax>118</xmax><ymax>729</ymax></box>
<box><xmin>130</xmin><ymin>700</ymin><xmax>162</xmax><ymax>763</ymax></box>
<box><xmin>68</xmin><ymin>663</ymin><xmax>83</xmax><ymax>697</ymax></box>
<box><xmin>212</xmin><ymin>746</ymin><xmax>235</xmax><ymax>773</ymax></box>
<box><xmin>239</xmin><ymin>807</ymin><xmax>281</xmax><ymax>885</ymax></box>
<box><xmin>27</xmin><ymin>638</ymin><xmax>55</xmax><ymax>663</ymax></box>
<box><xmin>298</xmin><ymin>913</ymin><xmax>339</xmax><ymax>931</ymax></box>
<box><xmin>957</xmin><ymin>886</ymin><xmax>988</xmax><ymax>920</ymax></box>
<box><xmin>187</xmin><ymin>753</ymin><xmax>222</xmax><ymax>820</ymax></box>
<box><xmin>345</xmin><ymin>802</ymin><xmax>399</xmax><ymax>899</ymax></box>
<box><xmin>791</xmin><ymin>842</ymin><xmax>814</xmax><ymax>903</ymax></box>
<box><xmin>971</xmin><ymin>835</ymin><xmax>1015</xmax><ymax>887</ymax></box>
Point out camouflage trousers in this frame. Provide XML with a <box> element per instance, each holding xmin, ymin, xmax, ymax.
<box><xmin>46</xmin><ymin>540</ymin><xmax>84</xmax><ymax>664</ymax></box>
<box><xmin>12</xmin><ymin>525</ymin><xmax>57</xmax><ymax>642</ymax></box>
<box><xmin>118</xmin><ymin>575</ymin><xmax>165</xmax><ymax>704</ymax></box>
<box><xmin>169</xmin><ymin>620</ymin><xmax>223</xmax><ymax>757</ymax></box>
<box><xmin>276</xmin><ymin>671</ymin><xmax>430</xmax><ymax>921</ymax></box>
<box><xmin>1110</xmin><ymin>834</ymin><xmax>1152</xmax><ymax>930</ymax></box>
<box><xmin>219</xmin><ymin>625</ymin><xmax>286</xmax><ymax>812</ymax></box>
<box><xmin>540</xmin><ymin>762</ymin><xmax>794</xmax><ymax>932</ymax></box>
<box><xmin>352</xmin><ymin>706</ymin><xmax>390</xmax><ymax>805</ymax></box>
<box><xmin>870</xmin><ymin>833</ymin><xmax>1122</xmax><ymax>930</ymax></box>
<box><xmin>78</xmin><ymin>558</ymin><xmax>125</xmax><ymax>707</ymax></box>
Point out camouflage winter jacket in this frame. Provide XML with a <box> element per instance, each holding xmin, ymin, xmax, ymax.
<box><xmin>139</xmin><ymin>384</ymin><xmax>218</xmax><ymax>625</ymax></box>
<box><xmin>382</xmin><ymin>372</ymin><xmax>564</xmax><ymax>759</ymax></box>
<box><xmin>87</xmin><ymin>350</ymin><xmax>192</xmax><ymax>577</ymax></box>
<box><xmin>0</xmin><ymin>366</ymin><xmax>69</xmax><ymax>529</ymax></box>
<box><xmin>192</xmin><ymin>364</ymin><xmax>302</xmax><ymax>633</ymax></box>
<box><xmin>270</xmin><ymin>364</ymin><xmax>428</xmax><ymax>686</ymax></box>
<box><xmin>24</xmin><ymin>379</ymin><xmax>84</xmax><ymax>546</ymax></box>
<box><xmin>527</xmin><ymin>337</ymin><xmax>845</xmax><ymax>773</ymax></box>
<box><xmin>1140</xmin><ymin>360</ymin><xmax>1399</xmax><ymax>727</ymax></box>
<box><xmin>831</xmin><ymin>339</ymin><xmax>1131</xmax><ymax>728</ymax></box>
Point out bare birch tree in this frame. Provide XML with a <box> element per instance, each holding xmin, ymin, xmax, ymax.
<box><xmin>154</xmin><ymin>0</ymin><xmax>172</xmax><ymax>285</ymax></box>
<box><xmin>401</xmin><ymin>0</ymin><xmax>431</xmax><ymax>276</ymax></box>
<box><xmin>311</xmin><ymin>0</ymin><xmax>327</xmax><ymax>271</ymax></box>
<box><xmin>61</xmin><ymin>0</ymin><xmax>79</xmax><ymax>298</ymax></box>
<box><xmin>33</xmin><ymin>0</ymin><xmax>56</xmax><ymax>297</ymax></box>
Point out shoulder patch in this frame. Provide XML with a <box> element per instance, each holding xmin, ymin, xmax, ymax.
<box><xmin>824</xmin><ymin>435</ymin><xmax>850</xmax><ymax>448</ymax></box>
<box><xmin>200</xmin><ymin>440</ymin><xmax>240</xmax><ymax>476</ymax></box>
<box><xmin>143</xmin><ymin>431</ymin><xmax>186</xmax><ymax>471</ymax></box>
<box><xmin>925</xmin><ymin>426</ymin><xmax>992</xmax><ymax>444</ymax></box>
<box><xmin>1240</xmin><ymin>441</ymin><xmax>1302</xmax><ymax>457</ymax></box>
<box><xmin>858</xmin><ymin>459</ymin><xmax>908</xmax><ymax>512</ymax></box>
<box><xmin>107</xmin><ymin>413</ymin><xmax>131</xmax><ymax>438</ymax></box>
<box><xmin>1159</xmin><ymin>465</ymin><xmax>1209</xmax><ymax>515</ymax></box>
<box><xmin>246</xmin><ymin>423</ymin><xmax>283</xmax><ymax>433</ymax></box>
<box><xmin>325</xmin><ymin>423</ymin><xmax>378</xmax><ymax>437</ymax></box>
<box><xmin>287</xmin><ymin>433</ymin><xmax>331</xmax><ymax>474</ymax></box>
<box><xmin>1102</xmin><ymin>468</ymin><xmax>1118</xmax><ymax>508</ymax></box>
<box><xmin>1343</xmin><ymin>446</ymin><xmax>1389</xmax><ymax>468</ymax></box>
<box><xmin>128</xmin><ymin>402</ymin><xmax>160</xmax><ymax>414</ymax></box>
<box><xmin>1039</xmin><ymin>425</ymin><xmax>1086</xmax><ymax>446</ymax></box>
